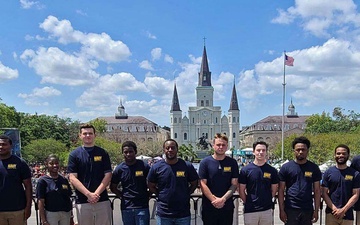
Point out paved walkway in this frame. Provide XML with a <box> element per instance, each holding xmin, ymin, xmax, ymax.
<box><xmin>28</xmin><ymin>198</ymin><xmax>327</xmax><ymax>225</ymax></box>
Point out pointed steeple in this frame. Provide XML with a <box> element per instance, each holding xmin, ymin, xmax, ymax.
<box><xmin>171</xmin><ymin>83</ymin><xmax>181</xmax><ymax>112</ymax></box>
<box><xmin>198</xmin><ymin>45</ymin><xmax>212</xmax><ymax>86</ymax></box>
<box><xmin>229</xmin><ymin>83</ymin><xmax>239</xmax><ymax>110</ymax></box>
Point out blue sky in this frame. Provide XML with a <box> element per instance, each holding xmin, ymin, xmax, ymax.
<box><xmin>1</xmin><ymin>0</ymin><xmax>360</xmax><ymax>128</ymax></box>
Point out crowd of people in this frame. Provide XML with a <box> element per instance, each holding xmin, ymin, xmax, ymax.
<box><xmin>1</xmin><ymin>124</ymin><xmax>360</xmax><ymax>225</ymax></box>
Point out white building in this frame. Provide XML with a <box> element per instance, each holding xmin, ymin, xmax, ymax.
<box><xmin>170</xmin><ymin>45</ymin><xmax>240</xmax><ymax>152</ymax></box>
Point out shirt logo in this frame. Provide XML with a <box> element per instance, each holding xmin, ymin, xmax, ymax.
<box><xmin>263</xmin><ymin>172</ymin><xmax>271</xmax><ymax>179</ymax></box>
<box><xmin>305</xmin><ymin>171</ymin><xmax>312</xmax><ymax>177</ymax></box>
<box><xmin>223</xmin><ymin>167</ymin><xmax>231</xmax><ymax>172</ymax></box>
<box><xmin>94</xmin><ymin>156</ymin><xmax>102</xmax><ymax>162</ymax></box>
<box><xmin>345</xmin><ymin>175</ymin><xmax>353</xmax><ymax>181</ymax></box>
<box><xmin>176</xmin><ymin>171</ymin><xmax>185</xmax><ymax>177</ymax></box>
<box><xmin>135</xmin><ymin>171</ymin><xmax>144</xmax><ymax>177</ymax></box>
<box><xmin>62</xmin><ymin>184</ymin><xmax>68</xmax><ymax>190</ymax></box>
<box><xmin>7</xmin><ymin>164</ymin><xmax>16</xmax><ymax>169</ymax></box>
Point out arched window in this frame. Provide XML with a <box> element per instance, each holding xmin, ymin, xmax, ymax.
<box><xmin>233</xmin><ymin>132</ymin><xmax>236</xmax><ymax>138</ymax></box>
<box><xmin>174</xmin><ymin>133</ymin><xmax>177</xmax><ymax>138</ymax></box>
<box><xmin>184</xmin><ymin>133</ymin><xmax>187</xmax><ymax>140</ymax></box>
<box><xmin>174</xmin><ymin>117</ymin><xmax>177</xmax><ymax>123</ymax></box>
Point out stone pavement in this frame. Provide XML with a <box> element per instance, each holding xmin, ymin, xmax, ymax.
<box><xmin>28</xmin><ymin>198</ymin><xmax>327</xmax><ymax>225</ymax></box>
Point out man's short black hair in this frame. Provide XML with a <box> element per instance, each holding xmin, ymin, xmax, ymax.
<box><xmin>252</xmin><ymin>141</ymin><xmax>268</xmax><ymax>151</ymax></box>
<box><xmin>0</xmin><ymin>135</ymin><xmax>12</xmax><ymax>145</ymax></box>
<box><xmin>122</xmin><ymin>141</ymin><xmax>137</xmax><ymax>154</ymax></box>
<box><xmin>292</xmin><ymin>136</ymin><xmax>310</xmax><ymax>149</ymax></box>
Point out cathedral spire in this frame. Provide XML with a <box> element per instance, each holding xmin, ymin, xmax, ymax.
<box><xmin>171</xmin><ymin>83</ymin><xmax>181</xmax><ymax>112</ymax></box>
<box><xmin>229</xmin><ymin>83</ymin><xmax>239</xmax><ymax>110</ymax></box>
<box><xmin>198</xmin><ymin>45</ymin><xmax>212</xmax><ymax>86</ymax></box>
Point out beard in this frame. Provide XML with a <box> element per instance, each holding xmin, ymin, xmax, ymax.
<box><xmin>336</xmin><ymin>158</ymin><xmax>348</xmax><ymax>165</ymax></box>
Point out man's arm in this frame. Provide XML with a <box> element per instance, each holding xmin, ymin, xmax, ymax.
<box><xmin>189</xmin><ymin>179</ymin><xmax>198</xmax><ymax>194</ymax></box>
<box><xmin>147</xmin><ymin>181</ymin><xmax>158</xmax><ymax>196</ymax></box>
<box><xmin>200</xmin><ymin>179</ymin><xmax>216</xmax><ymax>202</ymax></box>
<box><xmin>69</xmin><ymin>173</ymin><xmax>98</xmax><ymax>203</ymax></box>
<box><xmin>278</xmin><ymin>181</ymin><xmax>287</xmax><ymax>223</ymax></box>
<box><xmin>333</xmin><ymin>188</ymin><xmax>360</xmax><ymax>219</ymax></box>
<box><xmin>110</xmin><ymin>183</ymin><xmax>121</xmax><ymax>197</ymax></box>
<box><xmin>271</xmin><ymin>183</ymin><xmax>278</xmax><ymax>198</ymax></box>
<box><xmin>95</xmin><ymin>172</ymin><xmax>112</xmax><ymax>196</ymax></box>
<box><xmin>312</xmin><ymin>181</ymin><xmax>321</xmax><ymax>222</ymax></box>
<box><xmin>23</xmin><ymin>178</ymin><xmax>32</xmax><ymax>220</ymax></box>
<box><xmin>211</xmin><ymin>178</ymin><xmax>238</xmax><ymax>209</ymax></box>
<box><xmin>238</xmin><ymin>183</ymin><xmax>247</xmax><ymax>203</ymax></box>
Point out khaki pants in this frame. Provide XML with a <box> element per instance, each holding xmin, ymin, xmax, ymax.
<box><xmin>325</xmin><ymin>213</ymin><xmax>353</xmax><ymax>225</ymax></box>
<box><xmin>244</xmin><ymin>209</ymin><xmax>273</xmax><ymax>225</ymax></box>
<box><xmin>0</xmin><ymin>209</ymin><xmax>26</xmax><ymax>225</ymax></box>
<box><xmin>75</xmin><ymin>201</ymin><xmax>111</xmax><ymax>225</ymax></box>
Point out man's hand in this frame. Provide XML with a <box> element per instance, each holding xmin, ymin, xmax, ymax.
<box><xmin>24</xmin><ymin>205</ymin><xmax>31</xmax><ymax>220</ymax></box>
<box><xmin>86</xmin><ymin>192</ymin><xmax>100</xmax><ymax>204</ymax></box>
<box><xmin>211</xmin><ymin>196</ymin><xmax>225</xmax><ymax>209</ymax></box>
<box><xmin>279</xmin><ymin>209</ymin><xmax>287</xmax><ymax>223</ymax></box>
<box><xmin>312</xmin><ymin>210</ymin><xmax>319</xmax><ymax>223</ymax></box>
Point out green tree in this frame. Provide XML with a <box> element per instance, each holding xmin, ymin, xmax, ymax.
<box><xmin>0</xmin><ymin>102</ymin><xmax>21</xmax><ymax>128</ymax></box>
<box><xmin>178</xmin><ymin>144</ymin><xmax>197</xmax><ymax>162</ymax></box>
<box><xmin>89</xmin><ymin>118</ymin><xmax>107</xmax><ymax>134</ymax></box>
<box><xmin>22</xmin><ymin>138</ymin><xmax>69</xmax><ymax>165</ymax></box>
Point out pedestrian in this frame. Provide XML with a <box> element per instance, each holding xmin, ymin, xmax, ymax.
<box><xmin>67</xmin><ymin>124</ymin><xmax>112</xmax><ymax>225</ymax></box>
<box><xmin>198</xmin><ymin>133</ymin><xmax>239</xmax><ymax>225</ymax></box>
<box><xmin>147</xmin><ymin>139</ymin><xmax>199</xmax><ymax>225</ymax></box>
<box><xmin>350</xmin><ymin>152</ymin><xmax>360</xmax><ymax>225</ymax></box>
<box><xmin>110</xmin><ymin>141</ymin><xmax>150</xmax><ymax>225</ymax></box>
<box><xmin>278</xmin><ymin>136</ymin><xmax>322</xmax><ymax>225</ymax></box>
<box><xmin>239</xmin><ymin>141</ymin><xmax>279</xmax><ymax>225</ymax></box>
<box><xmin>36</xmin><ymin>154</ymin><xmax>73</xmax><ymax>225</ymax></box>
<box><xmin>0</xmin><ymin>134</ymin><xmax>32</xmax><ymax>225</ymax></box>
<box><xmin>322</xmin><ymin>144</ymin><xmax>360</xmax><ymax>225</ymax></box>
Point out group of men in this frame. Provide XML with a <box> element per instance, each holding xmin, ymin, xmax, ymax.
<box><xmin>1</xmin><ymin>124</ymin><xmax>360</xmax><ymax>225</ymax></box>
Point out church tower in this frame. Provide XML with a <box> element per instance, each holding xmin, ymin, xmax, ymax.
<box><xmin>170</xmin><ymin>83</ymin><xmax>182</xmax><ymax>141</ymax></box>
<box><xmin>170</xmin><ymin>43</ymin><xmax>240</xmax><ymax>152</ymax></box>
<box><xmin>228</xmin><ymin>82</ymin><xmax>240</xmax><ymax>149</ymax></box>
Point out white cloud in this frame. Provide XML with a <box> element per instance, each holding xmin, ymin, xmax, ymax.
<box><xmin>76</xmin><ymin>9</ymin><xmax>87</xmax><ymax>16</ymax></box>
<box><xmin>0</xmin><ymin>62</ymin><xmax>19</xmax><ymax>82</ymax></box>
<box><xmin>271</xmin><ymin>0</ymin><xmax>360</xmax><ymax>38</ymax></box>
<box><xmin>139</xmin><ymin>60</ymin><xmax>154</xmax><ymax>71</ymax></box>
<box><xmin>18</xmin><ymin>86</ymin><xmax>61</xmax><ymax>106</ymax></box>
<box><xmin>164</xmin><ymin>54</ymin><xmax>174</xmax><ymax>64</ymax></box>
<box><xmin>20</xmin><ymin>47</ymin><xmax>100</xmax><ymax>86</ymax></box>
<box><xmin>39</xmin><ymin>16</ymin><xmax>131</xmax><ymax>62</ymax></box>
<box><xmin>145</xmin><ymin>31</ymin><xmax>157</xmax><ymax>39</ymax></box>
<box><xmin>20</xmin><ymin>0</ymin><xmax>44</xmax><ymax>9</ymax></box>
<box><xmin>144</xmin><ymin>76</ymin><xmax>172</xmax><ymax>97</ymax></box>
<box><xmin>76</xmin><ymin>72</ymin><xmax>147</xmax><ymax>109</ymax></box>
<box><xmin>151</xmin><ymin>48</ymin><xmax>162</xmax><ymax>61</ymax></box>
<box><xmin>238</xmin><ymin>38</ymin><xmax>360</xmax><ymax>108</ymax></box>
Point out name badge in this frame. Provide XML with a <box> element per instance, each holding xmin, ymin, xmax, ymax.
<box><xmin>135</xmin><ymin>171</ymin><xmax>144</xmax><ymax>176</ymax></box>
<box><xmin>176</xmin><ymin>171</ymin><xmax>185</xmax><ymax>177</ymax></box>
<box><xmin>7</xmin><ymin>164</ymin><xmax>16</xmax><ymax>169</ymax></box>
<box><xmin>223</xmin><ymin>167</ymin><xmax>231</xmax><ymax>172</ymax></box>
<box><xmin>263</xmin><ymin>172</ymin><xmax>271</xmax><ymax>179</ymax></box>
<box><xmin>94</xmin><ymin>156</ymin><xmax>102</xmax><ymax>162</ymax></box>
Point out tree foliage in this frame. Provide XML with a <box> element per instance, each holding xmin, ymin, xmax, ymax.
<box><xmin>89</xmin><ymin>118</ymin><xmax>107</xmax><ymax>134</ymax></box>
<box><xmin>22</xmin><ymin>138</ymin><xmax>69</xmax><ymax>165</ymax></box>
<box><xmin>0</xmin><ymin>102</ymin><xmax>21</xmax><ymax>128</ymax></box>
<box><xmin>178</xmin><ymin>144</ymin><xmax>197</xmax><ymax>162</ymax></box>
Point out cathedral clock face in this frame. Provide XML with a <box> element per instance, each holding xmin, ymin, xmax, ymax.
<box><xmin>202</xmin><ymin>111</ymin><xmax>208</xmax><ymax>117</ymax></box>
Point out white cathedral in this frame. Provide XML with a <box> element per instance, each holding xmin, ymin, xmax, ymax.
<box><xmin>170</xmin><ymin>45</ymin><xmax>240</xmax><ymax>152</ymax></box>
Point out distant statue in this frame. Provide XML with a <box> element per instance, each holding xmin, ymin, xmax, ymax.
<box><xmin>198</xmin><ymin>136</ymin><xmax>211</xmax><ymax>150</ymax></box>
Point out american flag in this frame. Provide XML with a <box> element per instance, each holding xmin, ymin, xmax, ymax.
<box><xmin>285</xmin><ymin>54</ymin><xmax>294</xmax><ymax>66</ymax></box>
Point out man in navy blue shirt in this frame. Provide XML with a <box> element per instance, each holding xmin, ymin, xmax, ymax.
<box><xmin>67</xmin><ymin>124</ymin><xmax>112</xmax><ymax>225</ymax></box>
<box><xmin>322</xmin><ymin>144</ymin><xmax>360</xmax><ymax>225</ymax></box>
<box><xmin>147</xmin><ymin>139</ymin><xmax>199</xmax><ymax>225</ymax></box>
<box><xmin>110</xmin><ymin>141</ymin><xmax>150</xmax><ymax>225</ymax></box>
<box><xmin>199</xmin><ymin>133</ymin><xmax>239</xmax><ymax>225</ymax></box>
<box><xmin>0</xmin><ymin>135</ymin><xmax>32</xmax><ymax>225</ymax></box>
<box><xmin>278</xmin><ymin>136</ymin><xmax>322</xmax><ymax>225</ymax></box>
<box><xmin>350</xmin><ymin>153</ymin><xmax>360</xmax><ymax>225</ymax></box>
<box><xmin>239</xmin><ymin>141</ymin><xmax>279</xmax><ymax>225</ymax></box>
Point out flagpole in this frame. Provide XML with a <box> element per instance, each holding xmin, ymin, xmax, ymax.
<box><xmin>281</xmin><ymin>51</ymin><xmax>286</xmax><ymax>160</ymax></box>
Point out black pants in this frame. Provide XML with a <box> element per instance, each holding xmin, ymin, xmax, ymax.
<box><xmin>285</xmin><ymin>208</ymin><xmax>313</xmax><ymax>225</ymax></box>
<box><xmin>202</xmin><ymin>208</ymin><xmax>234</xmax><ymax>225</ymax></box>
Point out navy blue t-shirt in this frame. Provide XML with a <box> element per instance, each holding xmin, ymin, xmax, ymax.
<box><xmin>322</xmin><ymin>166</ymin><xmax>360</xmax><ymax>220</ymax></box>
<box><xmin>147</xmin><ymin>159</ymin><xmax>199</xmax><ymax>218</ymax></box>
<box><xmin>111</xmin><ymin>159</ymin><xmax>150</xmax><ymax>210</ymax></box>
<box><xmin>0</xmin><ymin>155</ymin><xmax>31</xmax><ymax>211</ymax></box>
<box><xmin>350</xmin><ymin>155</ymin><xmax>360</xmax><ymax>210</ymax></box>
<box><xmin>36</xmin><ymin>175</ymin><xmax>72</xmax><ymax>212</ymax></box>
<box><xmin>239</xmin><ymin>162</ymin><xmax>279</xmax><ymax>213</ymax></box>
<box><xmin>278</xmin><ymin>160</ymin><xmax>321</xmax><ymax>210</ymax></box>
<box><xmin>67</xmin><ymin>146</ymin><xmax>112</xmax><ymax>204</ymax></box>
<box><xmin>198</xmin><ymin>156</ymin><xmax>239</xmax><ymax>210</ymax></box>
